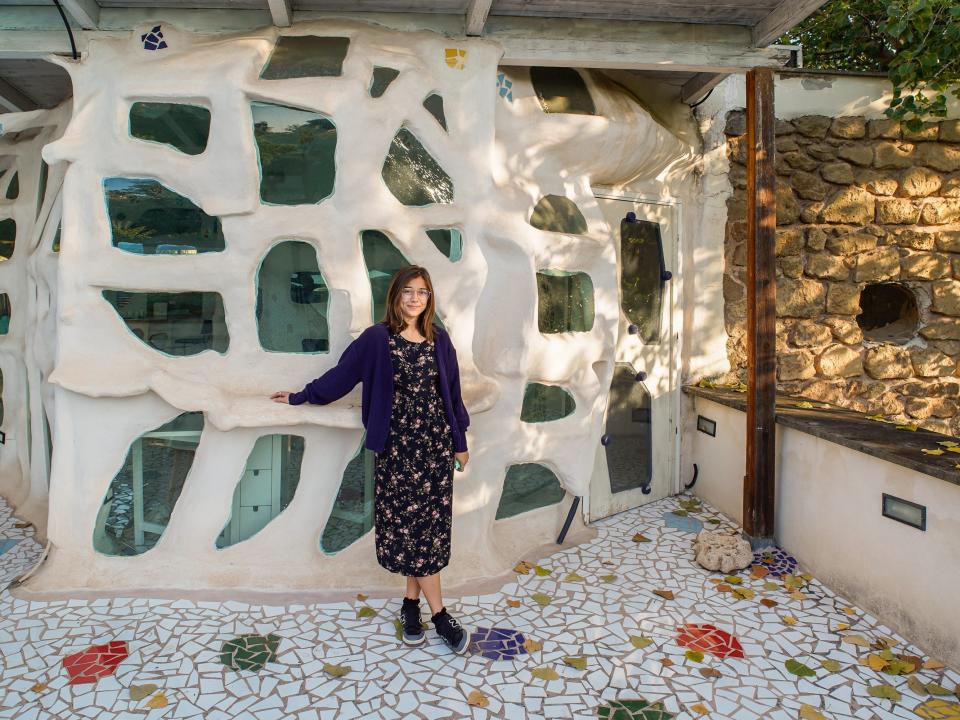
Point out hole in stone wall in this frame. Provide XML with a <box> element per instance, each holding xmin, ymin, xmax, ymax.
<box><xmin>529</xmin><ymin>195</ymin><xmax>587</xmax><ymax>234</ymax></box>
<box><xmin>52</xmin><ymin>223</ymin><xmax>61</xmax><ymax>253</ymax></box>
<box><xmin>530</xmin><ymin>67</ymin><xmax>596</xmax><ymax>115</ymax></box>
<box><xmin>0</xmin><ymin>293</ymin><xmax>10</xmax><ymax>335</ymax></box>
<box><xmin>369</xmin><ymin>67</ymin><xmax>399</xmax><ymax>98</ymax></box>
<box><xmin>37</xmin><ymin>161</ymin><xmax>48</xmax><ymax>218</ymax></box>
<box><xmin>256</xmin><ymin>241</ymin><xmax>329</xmax><ymax>353</ymax></box>
<box><xmin>422</xmin><ymin>93</ymin><xmax>447</xmax><ymax>131</ymax></box>
<box><xmin>0</xmin><ymin>219</ymin><xmax>14</xmax><ymax>260</ymax></box>
<box><xmin>4</xmin><ymin>172</ymin><xmax>18</xmax><ymax>200</ymax></box>
<box><xmin>521</xmin><ymin>383</ymin><xmax>576</xmax><ymax>422</ymax></box>
<box><xmin>320</xmin><ymin>437</ymin><xmax>375</xmax><ymax>554</ymax></box>
<box><xmin>381</xmin><ymin>127</ymin><xmax>453</xmax><ymax>206</ymax></box>
<box><xmin>536</xmin><ymin>270</ymin><xmax>595</xmax><ymax>333</ymax></box>
<box><xmin>425</xmin><ymin>228</ymin><xmax>462</xmax><ymax>261</ymax></box>
<box><xmin>260</xmin><ymin>36</ymin><xmax>350</xmax><ymax>79</ymax></box>
<box><xmin>496</xmin><ymin>463</ymin><xmax>566</xmax><ymax>520</ymax></box>
<box><xmin>130</xmin><ymin>102</ymin><xmax>211</xmax><ymax>156</ymax></box>
<box><xmin>856</xmin><ymin>283</ymin><xmax>919</xmax><ymax>343</ymax></box>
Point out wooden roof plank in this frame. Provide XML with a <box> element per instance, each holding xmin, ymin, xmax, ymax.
<box><xmin>752</xmin><ymin>0</ymin><xmax>829</xmax><ymax>47</ymax></box>
<box><xmin>0</xmin><ymin>75</ymin><xmax>38</xmax><ymax>113</ymax></box>
<box><xmin>58</xmin><ymin>0</ymin><xmax>101</xmax><ymax>29</ymax></box>
<box><xmin>267</xmin><ymin>0</ymin><xmax>293</xmax><ymax>26</ymax></box>
<box><xmin>465</xmin><ymin>0</ymin><xmax>492</xmax><ymax>35</ymax></box>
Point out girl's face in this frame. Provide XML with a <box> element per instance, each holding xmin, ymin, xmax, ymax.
<box><xmin>399</xmin><ymin>275</ymin><xmax>430</xmax><ymax>324</ymax></box>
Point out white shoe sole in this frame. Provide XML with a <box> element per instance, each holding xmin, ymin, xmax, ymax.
<box><xmin>402</xmin><ymin>632</ymin><xmax>426</xmax><ymax>646</ymax></box>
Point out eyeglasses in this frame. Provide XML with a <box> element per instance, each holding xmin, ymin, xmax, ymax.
<box><xmin>400</xmin><ymin>288</ymin><xmax>431</xmax><ymax>300</ymax></box>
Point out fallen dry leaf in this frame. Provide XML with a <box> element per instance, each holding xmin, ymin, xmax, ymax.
<box><xmin>922</xmin><ymin>659</ymin><xmax>946</xmax><ymax>670</ymax></box>
<box><xmin>750</xmin><ymin>566</ymin><xmax>770</xmax><ymax>579</ymax></box>
<box><xmin>505</xmin><ymin>599</ymin><xmax>521</xmax><ymax>608</ymax></box>
<box><xmin>820</xmin><ymin>659</ymin><xmax>842</xmax><ymax>672</ymax></box>
<box><xmin>531</xmin><ymin>666</ymin><xmax>559</xmax><ymax>681</ymax></box>
<box><xmin>632</xmin><ymin>533</ymin><xmax>652</xmax><ymax>543</ymax></box>
<box><xmin>357</xmin><ymin>606</ymin><xmax>377</xmax><ymax>619</ymax></box>
<box><xmin>690</xmin><ymin>703</ymin><xmax>709</xmax><ymax>716</ymax></box>
<box><xmin>467</xmin><ymin>690</ymin><xmax>489</xmax><ymax>708</ymax></box>
<box><xmin>783</xmin><ymin>616</ymin><xmax>799</xmax><ymax>626</ymax></box>
<box><xmin>599</xmin><ymin>574</ymin><xmax>618</xmax><ymax>583</ymax></box>
<box><xmin>799</xmin><ymin>704</ymin><xmax>827</xmax><ymax>720</ymax></box>
<box><xmin>531</xmin><ymin>592</ymin><xmax>552</xmax><ymax>606</ymax></box>
<box><xmin>146</xmin><ymin>693</ymin><xmax>168</xmax><ymax>709</ymax></box>
<box><xmin>907</xmin><ymin>675</ymin><xmax>928</xmax><ymax>695</ymax></box>
<box><xmin>563</xmin><ymin>656</ymin><xmax>587</xmax><ymax>671</ymax></box>
<box><xmin>763</xmin><ymin>581</ymin><xmax>780</xmax><ymax>591</ymax></box>
<box><xmin>630</xmin><ymin>636</ymin><xmax>653</xmax><ymax>649</ymax></box>
<box><xmin>323</xmin><ymin>663</ymin><xmax>352</xmax><ymax>678</ymax></box>
<box><xmin>834</xmin><ymin>623</ymin><xmax>850</xmax><ymax>632</ymax></box>
<box><xmin>564</xmin><ymin>572</ymin><xmax>586</xmax><ymax>583</ymax></box>
<box><xmin>653</xmin><ymin>589</ymin><xmax>674</xmax><ymax>600</ymax></box>
<box><xmin>841</xmin><ymin>607</ymin><xmax>857</xmax><ymax>615</ymax></box>
<box><xmin>842</xmin><ymin>634</ymin><xmax>871</xmax><ymax>647</ymax></box>
<box><xmin>789</xmin><ymin>590</ymin><xmax>808</xmax><ymax>601</ymax></box>
<box><xmin>715</xmin><ymin>584</ymin><xmax>733</xmax><ymax>593</ymax></box>
<box><xmin>660</xmin><ymin>658</ymin><xmax>675</xmax><ymax>667</ymax></box>
<box><xmin>760</xmin><ymin>598</ymin><xmax>778</xmax><ymax>608</ymax></box>
<box><xmin>356</xmin><ymin>593</ymin><xmax>368</xmax><ymax>601</ymax></box>
<box><xmin>30</xmin><ymin>683</ymin><xmax>48</xmax><ymax>693</ymax></box>
<box><xmin>867</xmin><ymin>654</ymin><xmax>890</xmax><ymax>672</ymax></box>
<box><xmin>513</xmin><ymin>561</ymin><xmax>533</xmax><ymax>574</ymax></box>
<box><xmin>699</xmin><ymin>667</ymin><xmax>722</xmax><ymax>679</ymax></box>
<box><xmin>130</xmin><ymin>684</ymin><xmax>158</xmax><ymax>701</ymax></box>
<box><xmin>534</xmin><ymin>565</ymin><xmax>552</xmax><ymax>576</ymax></box>
<box><xmin>523</xmin><ymin>638</ymin><xmax>543</xmax><ymax>653</ymax></box>
<box><xmin>731</xmin><ymin>587</ymin><xmax>755</xmax><ymax>600</ymax></box>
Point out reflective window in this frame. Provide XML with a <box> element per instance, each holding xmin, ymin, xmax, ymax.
<box><xmin>603</xmin><ymin>364</ymin><xmax>652</xmax><ymax>494</ymax></box>
<box><xmin>52</xmin><ymin>223</ymin><xmax>61</xmax><ymax>253</ymax></box>
<box><xmin>253</xmin><ymin>103</ymin><xmax>336</xmax><ymax>206</ymax></box>
<box><xmin>0</xmin><ymin>294</ymin><xmax>9</xmax><ymax>335</ymax></box>
<box><xmin>530</xmin><ymin>67</ymin><xmax>596</xmax><ymax>115</ymax></box>
<box><xmin>496</xmin><ymin>463</ymin><xmax>565</xmax><ymax>520</ymax></box>
<box><xmin>536</xmin><ymin>270</ymin><xmax>595</xmax><ymax>333</ymax></box>
<box><xmin>130</xmin><ymin>102</ymin><xmax>211</xmax><ymax>155</ymax></box>
<box><xmin>102</xmin><ymin>290</ymin><xmax>229</xmax><ymax>356</ymax></box>
<box><xmin>621</xmin><ymin>219</ymin><xmax>665</xmax><ymax>344</ymax></box>
<box><xmin>320</xmin><ymin>439</ymin><xmax>375</xmax><ymax>553</ymax></box>
<box><xmin>521</xmin><ymin>383</ymin><xmax>575</xmax><ymax>422</ymax></box>
<box><xmin>217</xmin><ymin>434</ymin><xmax>304</xmax><ymax>548</ymax></box>
<box><xmin>105</xmin><ymin>178</ymin><xmax>225</xmax><ymax>255</ymax></box>
<box><xmin>93</xmin><ymin>412</ymin><xmax>203</xmax><ymax>556</ymax></box>
<box><xmin>37</xmin><ymin>161</ymin><xmax>48</xmax><ymax>218</ymax></box>
<box><xmin>260</xmin><ymin>36</ymin><xmax>349</xmax><ymax>79</ymax></box>
<box><xmin>257</xmin><ymin>241</ymin><xmax>329</xmax><ymax>353</ymax></box>
<box><xmin>423</xmin><ymin>93</ymin><xmax>447</xmax><ymax>131</ymax></box>
<box><xmin>0</xmin><ymin>219</ymin><xmax>14</xmax><ymax>260</ymax></box>
<box><xmin>361</xmin><ymin>230</ymin><xmax>446</xmax><ymax>329</ymax></box>
<box><xmin>0</xmin><ymin>368</ymin><xmax>4</xmax><ymax>425</ymax></box>
<box><xmin>369</xmin><ymin>67</ymin><xmax>399</xmax><ymax>98</ymax></box>
<box><xmin>381</xmin><ymin>128</ymin><xmax>453</xmax><ymax>206</ymax></box>
<box><xmin>530</xmin><ymin>195</ymin><xmax>587</xmax><ymax>234</ymax></box>
<box><xmin>4</xmin><ymin>172</ymin><xmax>17</xmax><ymax>200</ymax></box>
<box><xmin>425</xmin><ymin>228</ymin><xmax>462</xmax><ymax>261</ymax></box>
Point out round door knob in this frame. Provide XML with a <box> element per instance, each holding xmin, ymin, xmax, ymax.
<box><xmin>641</xmin><ymin>484</ymin><xmax>652</xmax><ymax>495</ymax></box>
<box><xmin>661</xmin><ymin>270</ymin><xmax>673</xmax><ymax>281</ymax></box>
<box><xmin>625</xmin><ymin>211</ymin><xmax>637</xmax><ymax>222</ymax></box>
<box><xmin>627</xmin><ymin>324</ymin><xmax>638</xmax><ymax>335</ymax></box>
<box><xmin>635</xmin><ymin>371</ymin><xmax>647</xmax><ymax>382</ymax></box>
<box><xmin>601</xmin><ymin>434</ymin><xmax>611</xmax><ymax>446</ymax></box>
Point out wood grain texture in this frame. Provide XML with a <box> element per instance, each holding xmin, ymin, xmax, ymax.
<box><xmin>753</xmin><ymin>0</ymin><xmax>830</xmax><ymax>46</ymax></box>
<box><xmin>490</xmin><ymin>0</ymin><xmax>779</xmax><ymax>25</ymax></box>
<box><xmin>680</xmin><ymin>72</ymin><xmax>727</xmax><ymax>104</ymax></box>
<box><xmin>0</xmin><ymin>60</ymin><xmax>71</xmax><ymax>108</ymax></box>
<box><xmin>267</xmin><ymin>0</ymin><xmax>293</xmax><ymax>26</ymax></box>
<box><xmin>465</xmin><ymin>0</ymin><xmax>493</xmax><ymax>34</ymax></box>
<box><xmin>0</xmin><ymin>75</ymin><xmax>38</xmax><ymax>113</ymax></box>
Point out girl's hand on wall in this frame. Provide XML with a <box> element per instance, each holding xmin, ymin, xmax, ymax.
<box><xmin>270</xmin><ymin>391</ymin><xmax>292</xmax><ymax>404</ymax></box>
<box><xmin>454</xmin><ymin>451</ymin><xmax>469</xmax><ymax>472</ymax></box>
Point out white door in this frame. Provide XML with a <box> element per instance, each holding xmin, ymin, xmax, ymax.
<box><xmin>588</xmin><ymin>195</ymin><xmax>678</xmax><ymax>521</ymax></box>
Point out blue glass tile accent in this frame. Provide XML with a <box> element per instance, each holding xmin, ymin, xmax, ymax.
<box><xmin>0</xmin><ymin>539</ymin><xmax>20</xmax><ymax>557</ymax></box>
<box><xmin>467</xmin><ymin>627</ymin><xmax>528</xmax><ymax>660</ymax></box>
<box><xmin>496</xmin><ymin>73</ymin><xmax>514</xmax><ymax>102</ymax></box>
<box><xmin>662</xmin><ymin>512</ymin><xmax>703</xmax><ymax>534</ymax></box>
<box><xmin>750</xmin><ymin>547</ymin><xmax>799</xmax><ymax>578</ymax></box>
<box><xmin>141</xmin><ymin>26</ymin><xmax>168</xmax><ymax>51</ymax></box>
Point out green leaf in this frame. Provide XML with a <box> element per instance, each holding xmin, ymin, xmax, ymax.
<box><xmin>785</xmin><ymin>659</ymin><xmax>817</xmax><ymax>677</ymax></box>
<box><xmin>534</xmin><ymin>565</ymin><xmax>552</xmax><ymax>576</ymax></box>
<box><xmin>323</xmin><ymin>662</ymin><xmax>351</xmax><ymax>678</ymax></box>
<box><xmin>531</xmin><ymin>592</ymin><xmax>552</xmax><ymax>606</ymax></box>
<box><xmin>867</xmin><ymin>684</ymin><xmax>902</xmax><ymax>701</ymax></box>
<box><xmin>563</xmin><ymin>656</ymin><xmax>588</xmax><ymax>670</ymax></box>
<box><xmin>820</xmin><ymin>659</ymin><xmax>842</xmax><ymax>672</ymax></box>
<box><xmin>629</xmin><ymin>635</ymin><xmax>653</xmax><ymax>649</ymax></box>
<box><xmin>531</xmin><ymin>666</ymin><xmax>560</xmax><ymax>681</ymax></box>
<box><xmin>357</xmin><ymin>606</ymin><xmax>377</xmax><ymax>618</ymax></box>
<box><xmin>685</xmin><ymin>650</ymin><xmax>704</xmax><ymax>663</ymax></box>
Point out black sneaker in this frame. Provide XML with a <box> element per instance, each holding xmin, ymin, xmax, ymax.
<box><xmin>399</xmin><ymin>597</ymin><xmax>425</xmax><ymax>646</ymax></box>
<box><xmin>431</xmin><ymin>607</ymin><xmax>471</xmax><ymax>655</ymax></box>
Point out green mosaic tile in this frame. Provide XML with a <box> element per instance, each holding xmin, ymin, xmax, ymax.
<box><xmin>219</xmin><ymin>633</ymin><xmax>281</xmax><ymax>672</ymax></box>
<box><xmin>597</xmin><ymin>698</ymin><xmax>675</xmax><ymax>720</ymax></box>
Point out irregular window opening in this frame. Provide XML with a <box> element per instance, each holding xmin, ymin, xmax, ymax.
<box><xmin>256</xmin><ymin>241</ymin><xmax>329</xmax><ymax>353</ymax></box>
<box><xmin>320</xmin><ymin>438</ymin><xmax>375</xmax><ymax>553</ymax></box>
<box><xmin>530</xmin><ymin>67</ymin><xmax>596</xmax><ymax>115</ymax></box>
<box><xmin>0</xmin><ymin>294</ymin><xmax>9</xmax><ymax>335</ymax></box>
<box><xmin>369</xmin><ymin>67</ymin><xmax>399</xmax><ymax>98</ymax></box>
<box><xmin>425</xmin><ymin>228</ymin><xmax>462</xmax><ymax>262</ymax></box>
<box><xmin>0</xmin><ymin>219</ymin><xmax>14</xmax><ymax>261</ymax></box>
<box><xmin>4</xmin><ymin>172</ymin><xmax>18</xmax><ymax>200</ymax></box>
<box><xmin>37</xmin><ymin>161</ymin><xmax>48</xmax><ymax>218</ymax></box>
<box><xmin>253</xmin><ymin>103</ymin><xmax>336</xmax><ymax>206</ymax></box>
<box><xmin>93</xmin><ymin>411</ymin><xmax>203</xmax><ymax>556</ymax></box>
<box><xmin>130</xmin><ymin>102</ymin><xmax>211</xmax><ymax>156</ymax></box>
<box><xmin>496</xmin><ymin>463</ymin><xmax>565</xmax><ymax>520</ymax></box>
<box><xmin>521</xmin><ymin>383</ymin><xmax>576</xmax><ymax>422</ymax></box>
<box><xmin>621</xmin><ymin>218</ymin><xmax>666</xmax><ymax>344</ymax></box>
<box><xmin>105</xmin><ymin>178</ymin><xmax>225</xmax><ymax>255</ymax></box>
<box><xmin>217</xmin><ymin>434</ymin><xmax>304</xmax><ymax>548</ymax></box>
<box><xmin>423</xmin><ymin>93</ymin><xmax>447</xmax><ymax>131</ymax></box>
<box><xmin>536</xmin><ymin>270</ymin><xmax>595</xmax><ymax>333</ymax></box>
<box><xmin>0</xmin><ymin>368</ymin><xmax>4</xmax><ymax>425</ymax></box>
<box><xmin>530</xmin><ymin>195</ymin><xmax>587</xmax><ymax>234</ymax></box>
<box><xmin>381</xmin><ymin>128</ymin><xmax>453</xmax><ymax>207</ymax></box>
<box><xmin>856</xmin><ymin>283</ymin><xmax>919</xmax><ymax>343</ymax></box>
<box><xmin>602</xmin><ymin>364</ymin><xmax>652</xmax><ymax>494</ymax></box>
<box><xmin>260</xmin><ymin>36</ymin><xmax>350</xmax><ymax>79</ymax></box>
<box><xmin>52</xmin><ymin>223</ymin><xmax>61</xmax><ymax>253</ymax></box>
<box><xmin>102</xmin><ymin>290</ymin><xmax>229</xmax><ymax>356</ymax></box>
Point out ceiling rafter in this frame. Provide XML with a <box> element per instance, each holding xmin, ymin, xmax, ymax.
<box><xmin>57</xmin><ymin>0</ymin><xmax>101</xmax><ymax>30</ymax></box>
<box><xmin>266</xmin><ymin>0</ymin><xmax>292</xmax><ymax>28</ymax></box>
<box><xmin>465</xmin><ymin>0</ymin><xmax>493</xmax><ymax>36</ymax></box>
<box><xmin>752</xmin><ymin>0</ymin><xmax>829</xmax><ymax>47</ymax></box>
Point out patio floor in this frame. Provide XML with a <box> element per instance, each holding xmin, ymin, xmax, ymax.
<box><xmin>0</xmin><ymin>494</ymin><xmax>958</xmax><ymax>720</ymax></box>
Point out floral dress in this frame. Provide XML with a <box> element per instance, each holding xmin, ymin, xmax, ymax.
<box><xmin>374</xmin><ymin>333</ymin><xmax>455</xmax><ymax>576</ymax></box>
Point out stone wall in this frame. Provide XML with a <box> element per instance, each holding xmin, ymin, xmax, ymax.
<box><xmin>723</xmin><ymin>113</ymin><xmax>960</xmax><ymax>436</ymax></box>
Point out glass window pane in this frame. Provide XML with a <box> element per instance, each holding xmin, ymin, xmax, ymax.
<box><xmin>52</xmin><ymin>223</ymin><xmax>61</xmax><ymax>253</ymax></box>
<box><xmin>37</xmin><ymin>161</ymin><xmax>48</xmax><ymax>218</ymax></box>
<box><xmin>320</xmin><ymin>439</ymin><xmax>375</xmax><ymax>553</ymax></box>
<box><xmin>216</xmin><ymin>434</ymin><xmax>304</xmax><ymax>548</ymax></box>
<box><xmin>93</xmin><ymin>412</ymin><xmax>203</xmax><ymax>556</ymax></box>
<box><xmin>369</xmin><ymin>67</ymin><xmax>399</xmax><ymax>98</ymax></box>
<box><xmin>130</xmin><ymin>102</ymin><xmax>211</xmax><ymax>155</ymax></box>
<box><xmin>530</xmin><ymin>195</ymin><xmax>587</xmax><ymax>234</ymax></box>
<box><xmin>105</xmin><ymin>178</ymin><xmax>225</xmax><ymax>255</ymax></box>
<box><xmin>253</xmin><ymin>103</ymin><xmax>336</xmax><ymax>206</ymax></box>
<box><xmin>256</xmin><ymin>240</ymin><xmax>329</xmax><ymax>353</ymax></box>
<box><xmin>425</xmin><ymin>228</ymin><xmax>462</xmax><ymax>261</ymax></box>
<box><xmin>4</xmin><ymin>172</ymin><xmax>18</xmax><ymax>200</ymax></box>
<box><xmin>603</xmin><ymin>364</ymin><xmax>652</xmax><ymax>494</ymax></box>
<box><xmin>102</xmin><ymin>290</ymin><xmax>229</xmax><ymax>356</ymax></box>
<box><xmin>521</xmin><ymin>383</ymin><xmax>575</xmax><ymax>422</ymax></box>
<box><xmin>423</xmin><ymin>93</ymin><xmax>447</xmax><ymax>131</ymax></box>
<box><xmin>536</xmin><ymin>270</ymin><xmax>595</xmax><ymax>333</ymax></box>
<box><xmin>0</xmin><ymin>219</ymin><xmax>14</xmax><ymax>260</ymax></box>
<box><xmin>0</xmin><ymin>368</ymin><xmax>4</xmax><ymax>425</ymax></box>
<box><xmin>621</xmin><ymin>219</ymin><xmax>665</xmax><ymax>344</ymax></box>
<box><xmin>496</xmin><ymin>463</ymin><xmax>565</xmax><ymax>520</ymax></box>
<box><xmin>260</xmin><ymin>36</ymin><xmax>349</xmax><ymax>79</ymax></box>
<box><xmin>0</xmin><ymin>294</ymin><xmax>10</xmax><ymax>335</ymax></box>
<box><xmin>530</xmin><ymin>67</ymin><xmax>596</xmax><ymax>115</ymax></box>
<box><xmin>381</xmin><ymin>128</ymin><xmax>453</xmax><ymax>207</ymax></box>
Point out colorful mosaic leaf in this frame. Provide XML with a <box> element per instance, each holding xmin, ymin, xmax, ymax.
<box><xmin>444</xmin><ymin>48</ymin><xmax>466</xmax><ymax>70</ymax></box>
<box><xmin>676</xmin><ymin>624</ymin><xmax>745</xmax><ymax>659</ymax></box>
<box><xmin>597</xmin><ymin>698</ymin><xmax>676</xmax><ymax>720</ymax></box>
<box><xmin>62</xmin><ymin>641</ymin><xmax>128</xmax><ymax>685</ymax></box>
<box><xmin>219</xmin><ymin>633</ymin><xmax>280</xmax><ymax>673</ymax></box>
<box><xmin>468</xmin><ymin>627</ymin><xmax>529</xmax><ymax>661</ymax></box>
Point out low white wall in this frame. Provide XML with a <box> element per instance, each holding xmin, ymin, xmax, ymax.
<box><xmin>691</xmin><ymin>395</ymin><xmax>960</xmax><ymax>669</ymax></box>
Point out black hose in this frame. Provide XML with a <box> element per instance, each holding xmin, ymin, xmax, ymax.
<box><xmin>556</xmin><ymin>496</ymin><xmax>580</xmax><ymax>544</ymax></box>
<box><xmin>684</xmin><ymin>463</ymin><xmax>699</xmax><ymax>491</ymax></box>
<box><xmin>52</xmin><ymin>0</ymin><xmax>79</xmax><ymax>60</ymax></box>
<box><xmin>688</xmin><ymin>87</ymin><xmax>715</xmax><ymax>110</ymax></box>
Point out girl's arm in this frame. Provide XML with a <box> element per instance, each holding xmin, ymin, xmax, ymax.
<box><xmin>446</xmin><ymin>340</ymin><xmax>470</xmax><ymax>435</ymax></box>
<box><xmin>287</xmin><ymin>335</ymin><xmax>366</xmax><ymax>405</ymax></box>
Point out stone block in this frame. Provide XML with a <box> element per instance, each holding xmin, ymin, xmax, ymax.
<box><xmin>955</xmin><ymin>256</ymin><xmax>960</xmax><ymax>279</ymax></box>
<box><xmin>874</xmin><ymin>141</ymin><xmax>915</xmax><ymax>169</ymax></box>
<box><xmin>920</xmin><ymin>318</ymin><xmax>960</xmax><ymax>340</ymax></box>
<box><xmin>779</xmin><ymin>350</ymin><xmax>816</xmax><ymax>380</ymax></box>
<box><xmin>932</xmin><ymin>280</ymin><xmax>960</xmax><ymax>316</ymax></box>
<box><xmin>806</xmin><ymin>226</ymin><xmax>828</xmax><ymax>251</ymax></box>
<box><xmin>776</xmin><ymin>136</ymin><xmax>800</xmax><ymax>153</ymax></box>
<box><xmin>776</xmin><ymin>278</ymin><xmax>826</xmax><ymax>318</ymax></box>
<box><xmin>900</xmin><ymin>251</ymin><xmax>952</xmax><ymax>280</ymax></box>
<box><xmin>826</xmin><ymin>283</ymin><xmax>862</xmax><ymax>315</ymax></box>
<box><xmin>727</xmin><ymin>220</ymin><xmax>747</xmax><ymax>245</ymax></box>
<box><xmin>808</xmin><ymin>142</ymin><xmax>839</xmax><ymax>162</ymax></box>
<box><xmin>728</xmin><ymin>164</ymin><xmax>747</xmax><ymax>189</ymax></box>
<box><xmin>800</xmin><ymin>379</ymin><xmax>845</xmax><ymax>404</ymax></box>
<box><xmin>917</xmin><ymin>143</ymin><xmax>960</xmax><ymax>172</ymax></box>
<box><xmin>820</xmin><ymin>186</ymin><xmax>875</xmax><ymax>224</ymax></box>
<box><xmin>853</xmin><ymin>247</ymin><xmax>900</xmax><ymax>282</ymax></box>
<box><xmin>855</xmin><ymin>169</ymin><xmax>898</xmax><ymax>195</ymax></box>
<box><xmin>894</xmin><ymin>229</ymin><xmax>938</xmax><ymax>251</ymax></box>
<box><xmin>724</xmin><ymin>110</ymin><xmax>746</xmax><ymax>137</ymax></box>
<box><xmin>943</xmin><ymin>172</ymin><xmax>960</xmax><ymax>197</ymax></box>
<box><xmin>794</xmin><ymin>115</ymin><xmax>832</xmax><ymax>139</ymax></box>
<box><xmin>782</xmin><ymin>151</ymin><xmax>819</xmax><ymax>172</ymax></box>
<box><xmin>905</xmin><ymin>396</ymin><xmax>958</xmax><ymax>419</ymax></box>
<box><xmin>875</xmin><ymin>198</ymin><xmax>921</xmax><ymax>224</ymax></box>
<box><xmin>821</xmin><ymin>162</ymin><xmax>854</xmax><ymax>185</ymax></box>
<box><xmin>777</xmin><ymin>181</ymin><xmax>801</xmax><ymax>225</ymax></box>
<box><xmin>864</xmin><ymin>345</ymin><xmax>913</xmax><ymax>379</ymax></box>
<box><xmin>898</xmin><ymin>166</ymin><xmax>942</xmax><ymax>197</ymax></box>
<box><xmin>790</xmin><ymin>320</ymin><xmax>832</xmax><ymax>347</ymax></box>
<box><xmin>940</xmin><ymin>120</ymin><xmax>960</xmax><ymax>142</ymax></box>
<box><xmin>910</xmin><ymin>346</ymin><xmax>956</xmax><ymax>378</ymax></box>
<box><xmin>805</xmin><ymin>253</ymin><xmax>849</xmax><ymax>280</ymax></box>
<box><xmin>727</xmin><ymin>137</ymin><xmax>746</xmax><ymax>164</ymax></box>
<box><xmin>936</xmin><ymin>230</ymin><xmax>960</xmax><ymax>252</ymax></box>
<box><xmin>776</xmin><ymin>227</ymin><xmax>805</xmax><ymax>256</ymax></box>
<box><xmin>800</xmin><ymin>203</ymin><xmax>823</xmax><ymax>224</ymax></box>
<box><xmin>779</xmin><ymin>256</ymin><xmax>803</xmax><ymax>278</ymax></box>
<box><xmin>920</xmin><ymin>198</ymin><xmax>960</xmax><ymax>225</ymax></box>
<box><xmin>817</xmin><ymin>345</ymin><xmax>863</xmax><ymax>378</ymax></box>
<box><xmin>932</xmin><ymin>340</ymin><xmax>960</xmax><ymax>355</ymax></box>
<box><xmin>837</xmin><ymin>143</ymin><xmax>873</xmax><ymax>167</ymax></box>
<box><xmin>723</xmin><ymin>274</ymin><xmax>744</xmax><ymax>303</ymax></box>
<box><xmin>776</xmin><ymin>119</ymin><xmax>796</xmax><ymax>136</ymax></box>
<box><xmin>830</xmin><ymin>116</ymin><xmax>866</xmax><ymax>139</ymax></box>
<box><xmin>902</xmin><ymin>121</ymin><xmax>940</xmax><ymax>142</ymax></box>
<box><xmin>867</xmin><ymin>119</ymin><xmax>900</xmax><ymax>139</ymax></box>
<box><xmin>791</xmin><ymin>170</ymin><xmax>830</xmax><ymax>200</ymax></box>
<box><xmin>823</xmin><ymin>316</ymin><xmax>863</xmax><ymax>344</ymax></box>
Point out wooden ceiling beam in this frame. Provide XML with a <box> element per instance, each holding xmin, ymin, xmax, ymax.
<box><xmin>266</xmin><ymin>0</ymin><xmax>292</xmax><ymax>27</ymax></box>
<box><xmin>465</xmin><ymin>0</ymin><xmax>492</xmax><ymax>36</ymax></box>
<box><xmin>57</xmin><ymin>0</ymin><xmax>101</xmax><ymax>30</ymax></box>
<box><xmin>0</xmin><ymin>76</ymin><xmax>38</xmax><ymax>113</ymax></box>
<box><xmin>752</xmin><ymin>0</ymin><xmax>829</xmax><ymax>47</ymax></box>
<box><xmin>680</xmin><ymin>72</ymin><xmax>727</xmax><ymax>105</ymax></box>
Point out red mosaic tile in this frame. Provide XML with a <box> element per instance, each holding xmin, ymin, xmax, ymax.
<box><xmin>62</xmin><ymin>641</ymin><xmax>129</xmax><ymax>685</ymax></box>
<box><xmin>676</xmin><ymin>624</ymin><xmax>744</xmax><ymax>659</ymax></box>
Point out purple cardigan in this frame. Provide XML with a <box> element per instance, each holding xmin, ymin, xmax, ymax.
<box><xmin>289</xmin><ymin>323</ymin><xmax>470</xmax><ymax>454</ymax></box>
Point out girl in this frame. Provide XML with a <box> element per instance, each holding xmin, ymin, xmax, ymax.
<box><xmin>271</xmin><ymin>265</ymin><xmax>472</xmax><ymax>653</ymax></box>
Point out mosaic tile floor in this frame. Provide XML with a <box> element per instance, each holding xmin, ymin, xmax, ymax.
<box><xmin>0</xmin><ymin>495</ymin><xmax>958</xmax><ymax>719</ymax></box>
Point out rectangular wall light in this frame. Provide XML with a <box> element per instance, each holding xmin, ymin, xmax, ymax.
<box><xmin>697</xmin><ymin>415</ymin><xmax>716</xmax><ymax>437</ymax></box>
<box><xmin>882</xmin><ymin>493</ymin><xmax>926</xmax><ymax>531</ymax></box>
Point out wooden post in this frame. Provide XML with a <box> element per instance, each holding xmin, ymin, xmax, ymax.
<box><xmin>743</xmin><ymin>67</ymin><xmax>777</xmax><ymax>546</ymax></box>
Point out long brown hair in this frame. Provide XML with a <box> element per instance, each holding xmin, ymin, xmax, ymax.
<box><xmin>382</xmin><ymin>265</ymin><xmax>437</xmax><ymax>341</ymax></box>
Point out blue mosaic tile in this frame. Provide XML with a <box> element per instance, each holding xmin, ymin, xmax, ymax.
<box><xmin>0</xmin><ymin>539</ymin><xmax>20</xmax><ymax>556</ymax></box>
<box><xmin>662</xmin><ymin>512</ymin><xmax>703</xmax><ymax>534</ymax></box>
<box><xmin>496</xmin><ymin>73</ymin><xmax>514</xmax><ymax>102</ymax></box>
<box><xmin>750</xmin><ymin>547</ymin><xmax>798</xmax><ymax>578</ymax></box>
<box><xmin>468</xmin><ymin>626</ymin><xmax>528</xmax><ymax>660</ymax></box>
<box><xmin>141</xmin><ymin>25</ymin><xmax>168</xmax><ymax>51</ymax></box>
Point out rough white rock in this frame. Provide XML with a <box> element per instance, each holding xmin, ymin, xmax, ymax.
<box><xmin>693</xmin><ymin>530</ymin><xmax>754</xmax><ymax>573</ymax></box>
